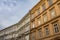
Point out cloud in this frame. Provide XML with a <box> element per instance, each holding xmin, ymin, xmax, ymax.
<box><xmin>0</xmin><ymin>0</ymin><xmax>17</xmax><ymax>7</ymax></box>
<box><xmin>0</xmin><ymin>0</ymin><xmax>39</xmax><ymax>29</ymax></box>
<box><xmin>1</xmin><ymin>20</ymin><xmax>10</xmax><ymax>27</ymax></box>
<box><xmin>0</xmin><ymin>7</ymin><xmax>2</xmax><ymax>11</ymax></box>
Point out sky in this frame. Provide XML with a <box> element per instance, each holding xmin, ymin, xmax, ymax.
<box><xmin>0</xmin><ymin>0</ymin><xmax>40</xmax><ymax>30</ymax></box>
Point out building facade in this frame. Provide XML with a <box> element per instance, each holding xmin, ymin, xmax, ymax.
<box><xmin>30</xmin><ymin>0</ymin><xmax>60</xmax><ymax>40</ymax></box>
<box><xmin>0</xmin><ymin>0</ymin><xmax>60</xmax><ymax>40</ymax></box>
<box><xmin>0</xmin><ymin>12</ymin><xmax>30</xmax><ymax>40</ymax></box>
<box><xmin>16</xmin><ymin>13</ymin><xmax>30</xmax><ymax>40</ymax></box>
<box><xmin>0</xmin><ymin>24</ymin><xmax>19</xmax><ymax>40</ymax></box>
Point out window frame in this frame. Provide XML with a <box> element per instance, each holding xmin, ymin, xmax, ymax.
<box><xmin>43</xmin><ymin>13</ymin><xmax>48</xmax><ymax>22</ymax></box>
<box><xmin>52</xmin><ymin>21</ymin><xmax>59</xmax><ymax>33</ymax></box>
<box><xmin>38</xmin><ymin>28</ymin><xmax>43</xmax><ymax>38</ymax></box>
<box><xmin>44</xmin><ymin>25</ymin><xmax>50</xmax><ymax>36</ymax></box>
<box><xmin>37</xmin><ymin>8</ymin><xmax>40</xmax><ymax>15</ymax></box>
<box><xmin>31</xmin><ymin>13</ymin><xmax>35</xmax><ymax>19</ymax></box>
<box><xmin>49</xmin><ymin>8</ymin><xmax>56</xmax><ymax>18</ymax></box>
<box><xmin>47</xmin><ymin>0</ymin><xmax>53</xmax><ymax>6</ymax></box>
<box><xmin>42</xmin><ymin>3</ymin><xmax>46</xmax><ymax>11</ymax></box>
<box><xmin>37</xmin><ymin>17</ymin><xmax>41</xmax><ymax>26</ymax></box>
<box><xmin>30</xmin><ymin>32</ymin><xmax>36</xmax><ymax>40</ymax></box>
<box><xmin>32</xmin><ymin>21</ymin><xmax>35</xmax><ymax>28</ymax></box>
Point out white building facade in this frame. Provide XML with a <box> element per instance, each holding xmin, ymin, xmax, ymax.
<box><xmin>0</xmin><ymin>13</ymin><xmax>30</xmax><ymax>40</ymax></box>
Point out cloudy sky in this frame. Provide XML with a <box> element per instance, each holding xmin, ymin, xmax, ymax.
<box><xmin>0</xmin><ymin>0</ymin><xmax>40</xmax><ymax>30</ymax></box>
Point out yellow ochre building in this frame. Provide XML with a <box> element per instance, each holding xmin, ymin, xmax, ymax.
<box><xmin>30</xmin><ymin>0</ymin><xmax>60</xmax><ymax>40</ymax></box>
<box><xmin>0</xmin><ymin>0</ymin><xmax>60</xmax><ymax>40</ymax></box>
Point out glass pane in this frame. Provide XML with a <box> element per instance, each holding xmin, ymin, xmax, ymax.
<box><xmin>38</xmin><ymin>18</ymin><xmax>41</xmax><ymax>25</ymax></box>
<box><xmin>43</xmin><ymin>14</ymin><xmax>47</xmax><ymax>22</ymax></box>
<box><xmin>32</xmin><ymin>13</ymin><xmax>34</xmax><ymax>19</ymax></box>
<box><xmin>48</xmin><ymin>0</ymin><xmax>53</xmax><ymax>6</ymax></box>
<box><xmin>37</xmin><ymin>9</ymin><xmax>40</xmax><ymax>14</ymax></box>
<box><xmin>42</xmin><ymin>3</ymin><xmax>46</xmax><ymax>11</ymax></box>
<box><xmin>32</xmin><ymin>22</ymin><xmax>35</xmax><ymax>28</ymax></box>
<box><xmin>31</xmin><ymin>33</ymin><xmax>35</xmax><ymax>40</ymax></box>
<box><xmin>39</xmin><ymin>30</ymin><xmax>42</xmax><ymax>37</ymax></box>
<box><xmin>54</xmin><ymin>23</ymin><xmax>59</xmax><ymax>33</ymax></box>
<box><xmin>45</xmin><ymin>27</ymin><xmax>49</xmax><ymax>36</ymax></box>
<box><xmin>50</xmin><ymin>9</ymin><xmax>56</xmax><ymax>18</ymax></box>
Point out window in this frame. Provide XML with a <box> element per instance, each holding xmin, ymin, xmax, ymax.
<box><xmin>45</xmin><ymin>26</ymin><xmax>49</xmax><ymax>36</ymax></box>
<box><xmin>53</xmin><ymin>22</ymin><xmax>59</xmax><ymax>33</ymax></box>
<box><xmin>47</xmin><ymin>0</ymin><xmax>53</xmax><ymax>6</ymax></box>
<box><xmin>32</xmin><ymin>23</ymin><xmax>35</xmax><ymax>28</ymax></box>
<box><xmin>42</xmin><ymin>3</ymin><xmax>46</xmax><ymax>11</ymax></box>
<box><xmin>38</xmin><ymin>28</ymin><xmax>42</xmax><ymax>38</ymax></box>
<box><xmin>43</xmin><ymin>13</ymin><xmax>48</xmax><ymax>22</ymax></box>
<box><xmin>50</xmin><ymin>8</ymin><xmax>56</xmax><ymax>18</ymax></box>
<box><xmin>32</xmin><ymin>22</ymin><xmax>35</xmax><ymax>28</ymax></box>
<box><xmin>37</xmin><ymin>8</ymin><xmax>40</xmax><ymax>14</ymax></box>
<box><xmin>32</xmin><ymin>13</ymin><xmax>34</xmax><ymax>19</ymax></box>
<box><xmin>37</xmin><ymin>18</ymin><xmax>41</xmax><ymax>25</ymax></box>
<box><xmin>25</xmin><ymin>35</ymin><xmax>29</xmax><ymax>40</ymax></box>
<box><xmin>31</xmin><ymin>32</ymin><xmax>35</xmax><ymax>40</ymax></box>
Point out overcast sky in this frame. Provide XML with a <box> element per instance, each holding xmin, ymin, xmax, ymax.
<box><xmin>0</xmin><ymin>0</ymin><xmax>40</xmax><ymax>30</ymax></box>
